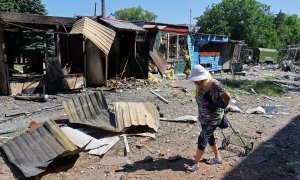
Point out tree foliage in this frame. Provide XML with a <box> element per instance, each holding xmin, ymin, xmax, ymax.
<box><xmin>16</xmin><ymin>0</ymin><xmax>49</xmax><ymax>57</ymax></box>
<box><xmin>1</xmin><ymin>0</ymin><xmax>53</xmax><ymax>66</ymax></box>
<box><xmin>0</xmin><ymin>0</ymin><xmax>19</xmax><ymax>12</ymax></box>
<box><xmin>115</xmin><ymin>6</ymin><xmax>157</xmax><ymax>21</ymax></box>
<box><xmin>196</xmin><ymin>0</ymin><xmax>300</xmax><ymax>50</ymax></box>
<box><xmin>17</xmin><ymin>0</ymin><xmax>47</xmax><ymax>15</ymax></box>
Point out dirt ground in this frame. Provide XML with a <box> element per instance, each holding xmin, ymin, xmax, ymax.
<box><xmin>0</xmin><ymin>67</ymin><xmax>300</xmax><ymax>180</ymax></box>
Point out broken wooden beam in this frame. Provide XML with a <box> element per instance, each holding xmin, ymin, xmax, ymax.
<box><xmin>5</xmin><ymin>104</ymin><xmax>62</xmax><ymax>118</ymax></box>
<box><xmin>14</xmin><ymin>94</ymin><xmax>49</xmax><ymax>102</ymax></box>
<box><xmin>150</xmin><ymin>90</ymin><xmax>169</xmax><ymax>104</ymax></box>
<box><xmin>262</xmin><ymin>95</ymin><xmax>277</xmax><ymax>101</ymax></box>
<box><xmin>121</xmin><ymin>134</ymin><xmax>130</xmax><ymax>155</ymax></box>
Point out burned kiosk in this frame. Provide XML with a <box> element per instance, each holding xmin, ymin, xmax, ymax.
<box><xmin>0</xmin><ymin>12</ymin><xmax>83</xmax><ymax>95</ymax></box>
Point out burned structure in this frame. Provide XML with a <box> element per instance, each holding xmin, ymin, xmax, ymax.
<box><xmin>134</xmin><ymin>21</ymin><xmax>189</xmax><ymax>75</ymax></box>
<box><xmin>0</xmin><ymin>12</ymin><xmax>81</xmax><ymax>95</ymax></box>
<box><xmin>97</xmin><ymin>18</ymin><xmax>147</xmax><ymax>79</ymax></box>
<box><xmin>0</xmin><ymin>12</ymin><xmax>151</xmax><ymax>96</ymax></box>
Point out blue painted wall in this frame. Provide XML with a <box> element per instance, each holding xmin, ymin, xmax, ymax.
<box><xmin>187</xmin><ymin>34</ymin><xmax>196</xmax><ymax>68</ymax></box>
<box><xmin>192</xmin><ymin>34</ymin><xmax>228</xmax><ymax>72</ymax></box>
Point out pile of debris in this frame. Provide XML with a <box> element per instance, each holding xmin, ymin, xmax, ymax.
<box><xmin>1</xmin><ymin>91</ymin><xmax>160</xmax><ymax>178</ymax></box>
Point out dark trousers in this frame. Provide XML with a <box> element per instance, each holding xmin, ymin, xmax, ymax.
<box><xmin>197</xmin><ymin>123</ymin><xmax>218</xmax><ymax>150</ymax></box>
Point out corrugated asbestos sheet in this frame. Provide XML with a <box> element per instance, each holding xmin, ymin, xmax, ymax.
<box><xmin>1</xmin><ymin>120</ymin><xmax>79</xmax><ymax>178</ymax></box>
<box><xmin>70</xmin><ymin>17</ymin><xmax>116</xmax><ymax>55</ymax></box>
<box><xmin>114</xmin><ymin>102</ymin><xmax>159</xmax><ymax>132</ymax></box>
<box><xmin>63</xmin><ymin>91</ymin><xmax>117</xmax><ymax>132</ymax></box>
<box><xmin>61</xmin><ymin>126</ymin><xmax>107</xmax><ymax>150</ymax></box>
<box><xmin>100</xmin><ymin>18</ymin><xmax>145</xmax><ymax>32</ymax></box>
<box><xmin>63</xmin><ymin>91</ymin><xmax>159</xmax><ymax>133</ymax></box>
<box><xmin>88</xmin><ymin>136</ymin><xmax>120</xmax><ymax>156</ymax></box>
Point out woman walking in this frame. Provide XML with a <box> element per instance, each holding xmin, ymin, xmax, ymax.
<box><xmin>186</xmin><ymin>65</ymin><xmax>230</xmax><ymax>172</ymax></box>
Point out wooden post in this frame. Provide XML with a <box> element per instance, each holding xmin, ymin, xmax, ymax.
<box><xmin>43</xmin><ymin>32</ymin><xmax>48</xmax><ymax>95</ymax></box>
<box><xmin>167</xmin><ymin>33</ymin><xmax>169</xmax><ymax>60</ymax></box>
<box><xmin>55</xmin><ymin>25</ymin><xmax>61</xmax><ymax>67</ymax></box>
<box><xmin>83</xmin><ymin>37</ymin><xmax>87</xmax><ymax>87</ymax></box>
<box><xmin>0</xmin><ymin>23</ymin><xmax>10</xmax><ymax>95</ymax></box>
<box><xmin>105</xmin><ymin>55</ymin><xmax>108</xmax><ymax>85</ymax></box>
<box><xmin>176</xmin><ymin>34</ymin><xmax>179</xmax><ymax>59</ymax></box>
<box><xmin>134</xmin><ymin>34</ymin><xmax>137</xmax><ymax>78</ymax></box>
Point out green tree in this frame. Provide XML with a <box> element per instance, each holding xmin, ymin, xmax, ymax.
<box><xmin>196</xmin><ymin>0</ymin><xmax>286</xmax><ymax>49</ymax></box>
<box><xmin>0</xmin><ymin>0</ymin><xmax>19</xmax><ymax>12</ymax></box>
<box><xmin>1</xmin><ymin>0</ymin><xmax>54</xmax><ymax>71</ymax></box>
<box><xmin>115</xmin><ymin>6</ymin><xmax>157</xmax><ymax>21</ymax></box>
<box><xmin>16</xmin><ymin>0</ymin><xmax>50</xmax><ymax>62</ymax></box>
<box><xmin>17</xmin><ymin>0</ymin><xmax>47</xmax><ymax>15</ymax></box>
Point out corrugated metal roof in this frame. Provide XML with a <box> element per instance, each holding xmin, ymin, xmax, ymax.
<box><xmin>70</xmin><ymin>17</ymin><xmax>116</xmax><ymax>55</ymax></box>
<box><xmin>62</xmin><ymin>91</ymin><xmax>117</xmax><ymax>132</ymax></box>
<box><xmin>142</xmin><ymin>25</ymin><xmax>166</xmax><ymax>30</ymax></box>
<box><xmin>258</xmin><ymin>48</ymin><xmax>278</xmax><ymax>52</ymax></box>
<box><xmin>133</xmin><ymin>20</ymin><xmax>189</xmax><ymax>29</ymax></box>
<box><xmin>100</xmin><ymin>18</ymin><xmax>145</xmax><ymax>32</ymax></box>
<box><xmin>88</xmin><ymin>136</ymin><xmax>120</xmax><ymax>156</ymax></box>
<box><xmin>63</xmin><ymin>91</ymin><xmax>160</xmax><ymax>133</ymax></box>
<box><xmin>114</xmin><ymin>102</ymin><xmax>160</xmax><ymax>132</ymax></box>
<box><xmin>61</xmin><ymin>126</ymin><xmax>107</xmax><ymax>150</ymax></box>
<box><xmin>1</xmin><ymin>120</ymin><xmax>79</xmax><ymax>178</ymax></box>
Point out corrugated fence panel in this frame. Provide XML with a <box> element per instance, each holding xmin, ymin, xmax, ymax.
<box><xmin>1</xmin><ymin>120</ymin><xmax>78</xmax><ymax>178</ymax></box>
<box><xmin>114</xmin><ymin>102</ymin><xmax>159</xmax><ymax>132</ymax></box>
<box><xmin>70</xmin><ymin>17</ymin><xmax>116</xmax><ymax>55</ymax></box>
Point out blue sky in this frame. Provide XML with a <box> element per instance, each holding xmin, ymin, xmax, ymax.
<box><xmin>43</xmin><ymin>0</ymin><xmax>300</xmax><ymax>24</ymax></box>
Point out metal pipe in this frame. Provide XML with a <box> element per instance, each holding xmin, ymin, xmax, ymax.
<box><xmin>101</xmin><ymin>0</ymin><xmax>106</xmax><ymax>17</ymax></box>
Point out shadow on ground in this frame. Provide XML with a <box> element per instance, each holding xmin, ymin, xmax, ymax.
<box><xmin>224</xmin><ymin>115</ymin><xmax>300</xmax><ymax>179</ymax></box>
<box><xmin>124</xmin><ymin>157</ymin><xmax>195</xmax><ymax>172</ymax></box>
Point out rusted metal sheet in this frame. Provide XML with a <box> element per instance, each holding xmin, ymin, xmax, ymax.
<box><xmin>70</xmin><ymin>17</ymin><xmax>116</xmax><ymax>55</ymax></box>
<box><xmin>63</xmin><ymin>91</ymin><xmax>160</xmax><ymax>133</ymax></box>
<box><xmin>134</xmin><ymin>21</ymin><xmax>188</xmax><ymax>34</ymax></box>
<box><xmin>100</xmin><ymin>18</ymin><xmax>145</xmax><ymax>32</ymax></box>
<box><xmin>1</xmin><ymin>120</ymin><xmax>79</xmax><ymax>178</ymax></box>
<box><xmin>62</xmin><ymin>91</ymin><xmax>116</xmax><ymax>131</ymax></box>
<box><xmin>63</xmin><ymin>74</ymin><xmax>85</xmax><ymax>90</ymax></box>
<box><xmin>149</xmin><ymin>48</ymin><xmax>167</xmax><ymax>74</ymax></box>
<box><xmin>114</xmin><ymin>102</ymin><xmax>160</xmax><ymax>132</ymax></box>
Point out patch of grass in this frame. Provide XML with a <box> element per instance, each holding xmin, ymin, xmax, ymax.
<box><xmin>224</xmin><ymin>80</ymin><xmax>283</xmax><ymax>96</ymax></box>
<box><xmin>254</xmin><ymin>81</ymin><xmax>283</xmax><ymax>96</ymax></box>
<box><xmin>264</xmin><ymin>76</ymin><xmax>278</xmax><ymax>81</ymax></box>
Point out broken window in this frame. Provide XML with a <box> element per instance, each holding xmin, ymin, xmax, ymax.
<box><xmin>157</xmin><ymin>33</ymin><xmax>187</xmax><ymax>62</ymax></box>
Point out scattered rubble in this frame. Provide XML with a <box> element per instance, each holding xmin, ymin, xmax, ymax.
<box><xmin>0</xmin><ymin>67</ymin><xmax>299</xmax><ymax>179</ymax></box>
<box><xmin>246</xmin><ymin>106</ymin><xmax>266</xmax><ymax>114</ymax></box>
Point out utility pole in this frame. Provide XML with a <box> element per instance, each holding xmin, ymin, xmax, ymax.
<box><xmin>101</xmin><ymin>0</ymin><xmax>106</xmax><ymax>17</ymax></box>
<box><xmin>94</xmin><ymin>2</ymin><xmax>97</xmax><ymax>16</ymax></box>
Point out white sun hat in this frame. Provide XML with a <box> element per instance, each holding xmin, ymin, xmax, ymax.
<box><xmin>188</xmin><ymin>65</ymin><xmax>211</xmax><ymax>81</ymax></box>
